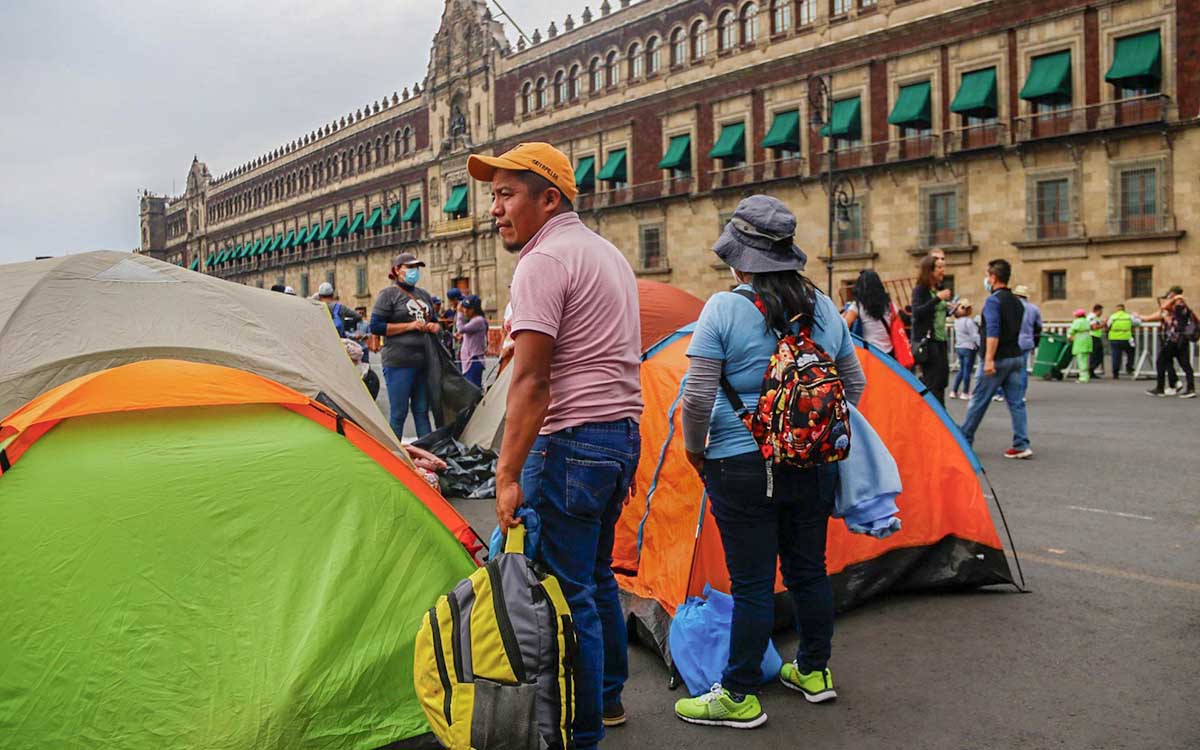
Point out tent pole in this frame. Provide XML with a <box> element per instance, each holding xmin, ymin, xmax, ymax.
<box><xmin>980</xmin><ymin>468</ymin><xmax>1028</xmax><ymax>592</ymax></box>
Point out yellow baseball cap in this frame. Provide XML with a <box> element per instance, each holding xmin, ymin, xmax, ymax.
<box><xmin>467</xmin><ymin>142</ymin><xmax>578</xmax><ymax>203</ymax></box>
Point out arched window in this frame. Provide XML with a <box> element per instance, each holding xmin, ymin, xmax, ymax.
<box><xmin>589</xmin><ymin>57</ymin><xmax>603</xmax><ymax>93</ymax></box>
<box><xmin>646</xmin><ymin>36</ymin><xmax>661</xmax><ymax>75</ymax></box>
<box><xmin>535</xmin><ymin>76</ymin><xmax>546</xmax><ymax>109</ymax></box>
<box><xmin>670</xmin><ymin>27</ymin><xmax>687</xmax><ymax>66</ymax></box>
<box><xmin>691</xmin><ymin>19</ymin><xmax>708</xmax><ymax>60</ymax></box>
<box><xmin>771</xmin><ymin>0</ymin><xmax>790</xmax><ymax>34</ymax></box>
<box><xmin>568</xmin><ymin>64</ymin><xmax>581</xmax><ymax>100</ymax></box>
<box><xmin>382</xmin><ymin>135</ymin><xmax>390</xmax><ymax>161</ymax></box>
<box><xmin>402</xmin><ymin>127</ymin><xmax>412</xmax><ymax>155</ymax></box>
<box><xmin>717</xmin><ymin>11</ymin><xmax>734</xmax><ymax>51</ymax></box>
<box><xmin>628</xmin><ymin>42</ymin><xmax>643</xmax><ymax>80</ymax></box>
<box><xmin>606</xmin><ymin>51</ymin><xmax>621</xmax><ymax>87</ymax></box>
<box><xmin>554</xmin><ymin>70</ymin><xmax>566</xmax><ymax>105</ymax></box>
<box><xmin>739</xmin><ymin>4</ymin><xmax>758</xmax><ymax>45</ymax></box>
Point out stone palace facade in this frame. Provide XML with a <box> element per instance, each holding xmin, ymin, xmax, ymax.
<box><xmin>138</xmin><ymin>0</ymin><xmax>1199</xmax><ymax>319</ymax></box>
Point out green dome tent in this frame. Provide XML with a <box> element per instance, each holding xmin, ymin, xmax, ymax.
<box><xmin>0</xmin><ymin>360</ymin><xmax>478</xmax><ymax>749</ymax></box>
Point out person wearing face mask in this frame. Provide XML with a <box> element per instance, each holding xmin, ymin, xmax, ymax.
<box><xmin>674</xmin><ymin>196</ymin><xmax>865</xmax><ymax>730</ymax></box>
<box><xmin>468</xmin><ymin>142</ymin><xmax>643</xmax><ymax>748</ymax></box>
<box><xmin>369</xmin><ymin>252</ymin><xmax>440</xmax><ymax>439</ymax></box>
<box><xmin>910</xmin><ymin>254</ymin><xmax>954</xmax><ymax>404</ymax></box>
<box><xmin>959</xmin><ymin>259</ymin><xmax>1032</xmax><ymax>459</ymax></box>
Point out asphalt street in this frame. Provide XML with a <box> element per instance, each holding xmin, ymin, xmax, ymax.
<box><xmin>447</xmin><ymin>376</ymin><xmax>1200</xmax><ymax>750</ymax></box>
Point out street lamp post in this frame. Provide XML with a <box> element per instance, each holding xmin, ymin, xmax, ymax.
<box><xmin>808</xmin><ymin>74</ymin><xmax>856</xmax><ymax>298</ymax></box>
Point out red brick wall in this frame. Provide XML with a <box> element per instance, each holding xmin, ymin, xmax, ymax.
<box><xmin>494</xmin><ymin>0</ymin><xmax>1112</xmax><ymax>165</ymax></box>
<box><xmin>1178</xmin><ymin>0</ymin><xmax>1200</xmax><ymax>119</ymax></box>
<box><xmin>631</xmin><ymin>109</ymin><xmax>664</xmax><ymax>186</ymax></box>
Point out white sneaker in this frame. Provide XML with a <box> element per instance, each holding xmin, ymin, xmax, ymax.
<box><xmin>1165</xmin><ymin>387</ymin><xmax>1178</xmax><ymax>396</ymax></box>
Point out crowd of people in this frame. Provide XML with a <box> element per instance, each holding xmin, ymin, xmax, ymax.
<box><xmin>272</xmin><ymin>259</ymin><xmax>493</xmax><ymax>441</ymax></box>
<box><xmin>836</xmin><ymin>251</ymin><xmax>1196</xmax><ymax>463</ymax></box>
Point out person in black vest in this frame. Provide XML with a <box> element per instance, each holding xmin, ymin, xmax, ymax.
<box><xmin>959</xmin><ymin>259</ymin><xmax>1032</xmax><ymax>459</ymax></box>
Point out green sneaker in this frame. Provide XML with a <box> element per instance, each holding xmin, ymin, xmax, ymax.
<box><xmin>674</xmin><ymin>684</ymin><xmax>767</xmax><ymax>729</ymax></box>
<box><xmin>779</xmin><ymin>662</ymin><xmax>837</xmax><ymax>703</ymax></box>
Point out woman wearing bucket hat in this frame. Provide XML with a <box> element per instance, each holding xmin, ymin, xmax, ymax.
<box><xmin>674</xmin><ymin>195</ymin><xmax>866</xmax><ymax>729</ymax></box>
<box><xmin>369</xmin><ymin>252</ymin><xmax>439</xmax><ymax>438</ymax></box>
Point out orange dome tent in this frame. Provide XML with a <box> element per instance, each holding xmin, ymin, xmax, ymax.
<box><xmin>612</xmin><ymin>327</ymin><xmax>1020</xmax><ymax>665</ymax></box>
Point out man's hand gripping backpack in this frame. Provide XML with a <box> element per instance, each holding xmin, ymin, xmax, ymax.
<box><xmin>415</xmin><ymin>525</ymin><xmax>576</xmax><ymax>750</ymax></box>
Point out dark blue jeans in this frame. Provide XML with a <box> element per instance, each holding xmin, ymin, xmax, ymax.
<box><xmin>381</xmin><ymin>365</ymin><xmax>431</xmax><ymax>439</ymax></box>
<box><xmin>960</xmin><ymin>355</ymin><xmax>1029</xmax><ymax>449</ymax></box>
<box><xmin>702</xmin><ymin>451</ymin><xmax>837</xmax><ymax>696</ymax></box>
<box><xmin>462</xmin><ymin>360</ymin><xmax>484</xmax><ymax>388</ymax></box>
<box><xmin>952</xmin><ymin>347</ymin><xmax>977</xmax><ymax>394</ymax></box>
<box><xmin>520</xmin><ymin>420</ymin><xmax>640</xmax><ymax>750</ymax></box>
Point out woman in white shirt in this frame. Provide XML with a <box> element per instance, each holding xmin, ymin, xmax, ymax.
<box><xmin>951</xmin><ymin>299</ymin><xmax>981</xmax><ymax>399</ymax></box>
<box><xmin>841</xmin><ymin>270</ymin><xmax>894</xmax><ymax>356</ymax></box>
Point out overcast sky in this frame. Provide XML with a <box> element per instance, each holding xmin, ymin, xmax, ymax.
<box><xmin>0</xmin><ymin>0</ymin><xmax>578</xmax><ymax>264</ymax></box>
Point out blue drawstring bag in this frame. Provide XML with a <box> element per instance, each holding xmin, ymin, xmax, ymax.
<box><xmin>487</xmin><ymin>506</ymin><xmax>542</xmax><ymax>561</ymax></box>
<box><xmin>668</xmin><ymin>584</ymin><xmax>784</xmax><ymax>696</ymax></box>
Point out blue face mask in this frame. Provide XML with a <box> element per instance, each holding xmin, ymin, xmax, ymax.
<box><xmin>983</xmin><ymin>276</ymin><xmax>993</xmax><ymax>293</ymax></box>
<box><xmin>404</xmin><ymin>268</ymin><xmax>421</xmax><ymax>286</ymax></box>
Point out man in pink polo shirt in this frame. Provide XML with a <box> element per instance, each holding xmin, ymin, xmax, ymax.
<box><xmin>468</xmin><ymin>142</ymin><xmax>642</xmax><ymax>748</ymax></box>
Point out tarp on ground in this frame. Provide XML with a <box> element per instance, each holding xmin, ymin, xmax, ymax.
<box><xmin>0</xmin><ymin>251</ymin><xmax>402</xmax><ymax>454</ymax></box>
<box><xmin>0</xmin><ymin>360</ymin><xmax>481</xmax><ymax>749</ymax></box>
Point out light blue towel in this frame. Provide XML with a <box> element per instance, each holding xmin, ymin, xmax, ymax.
<box><xmin>834</xmin><ymin>404</ymin><xmax>902</xmax><ymax>539</ymax></box>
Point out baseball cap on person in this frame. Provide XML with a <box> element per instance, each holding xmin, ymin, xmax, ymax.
<box><xmin>467</xmin><ymin>142</ymin><xmax>578</xmax><ymax>203</ymax></box>
<box><xmin>388</xmin><ymin>251</ymin><xmax>426</xmax><ymax>279</ymax></box>
<box><xmin>317</xmin><ymin>282</ymin><xmax>334</xmax><ymax>297</ymax></box>
<box><xmin>447</xmin><ymin>288</ymin><xmax>464</xmax><ymax>300</ymax></box>
<box><xmin>1012</xmin><ymin>284</ymin><xmax>1030</xmax><ymax>298</ymax></box>
<box><xmin>462</xmin><ymin>294</ymin><xmax>483</xmax><ymax>313</ymax></box>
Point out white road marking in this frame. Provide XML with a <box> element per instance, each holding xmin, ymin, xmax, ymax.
<box><xmin>1066</xmin><ymin>505</ymin><xmax>1154</xmax><ymax>521</ymax></box>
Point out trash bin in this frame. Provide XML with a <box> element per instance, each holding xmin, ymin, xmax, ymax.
<box><xmin>1032</xmin><ymin>332</ymin><xmax>1071</xmax><ymax>380</ymax></box>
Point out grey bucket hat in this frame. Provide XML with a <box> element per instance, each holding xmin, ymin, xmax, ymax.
<box><xmin>713</xmin><ymin>195</ymin><xmax>808</xmax><ymax>273</ymax></box>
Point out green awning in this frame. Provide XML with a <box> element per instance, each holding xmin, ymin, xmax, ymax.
<box><xmin>188</xmin><ymin>257</ymin><xmax>199</xmax><ymax>271</ymax></box>
<box><xmin>1020</xmin><ymin>50</ymin><xmax>1072</xmax><ymax>104</ymax></box>
<box><xmin>385</xmin><ymin>203</ymin><xmax>402</xmax><ymax>226</ymax></box>
<box><xmin>267</xmin><ymin>235</ymin><xmax>283</xmax><ymax>253</ymax></box>
<box><xmin>1105</xmin><ymin>31</ymin><xmax>1161</xmax><ymax>89</ymax></box>
<box><xmin>575</xmin><ymin>156</ymin><xmax>596</xmax><ymax>190</ymax></box>
<box><xmin>364</xmin><ymin>207</ymin><xmax>382</xmax><ymax>230</ymax></box>
<box><xmin>709</xmin><ymin>122</ymin><xmax>746</xmax><ymax>160</ymax></box>
<box><xmin>443</xmin><ymin>185</ymin><xmax>469</xmax><ymax>216</ymax></box>
<box><xmin>217</xmin><ymin>249</ymin><xmax>230</xmax><ymax>264</ymax></box>
<box><xmin>280</xmin><ymin>230</ymin><xmax>296</xmax><ymax>249</ymax></box>
<box><xmin>252</xmin><ymin>239</ymin><xmax>267</xmax><ymax>256</ymax></box>
<box><xmin>888</xmin><ymin>81</ymin><xmax>932</xmax><ymax>129</ymax></box>
<box><xmin>949</xmin><ymin>67</ymin><xmax>998</xmax><ymax>118</ymax></box>
<box><xmin>307</xmin><ymin>223</ymin><xmax>322</xmax><ymax>243</ymax></box>
<box><xmin>348</xmin><ymin>212</ymin><xmax>365</xmax><ymax>234</ymax></box>
<box><xmin>318</xmin><ymin>220</ymin><xmax>335</xmax><ymax>241</ymax></box>
<box><xmin>658</xmin><ymin>135</ymin><xmax>691</xmax><ymax>169</ymax></box>
<box><xmin>819</xmin><ymin>97</ymin><xmax>862</xmax><ymax>138</ymax></box>
<box><xmin>244</xmin><ymin>240</ymin><xmax>260</xmax><ymax>258</ymax></box>
<box><xmin>596</xmin><ymin>149</ymin><xmax>627</xmax><ymax>182</ymax></box>
<box><xmin>402</xmin><ymin>198</ymin><xmax>422</xmax><ymax>223</ymax></box>
<box><xmin>204</xmin><ymin>253</ymin><xmax>215</xmax><ymax>268</ymax></box>
<box><xmin>332</xmin><ymin>216</ymin><xmax>349</xmax><ymax>238</ymax></box>
<box><xmin>761</xmin><ymin>111</ymin><xmax>800</xmax><ymax>150</ymax></box>
<box><xmin>293</xmin><ymin>227</ymin><xmax>309</xmax><ymax>246</ymax></box>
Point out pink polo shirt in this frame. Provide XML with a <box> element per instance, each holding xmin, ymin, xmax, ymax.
<box><xmin>509</xmin><ymin>212</ymin><xmax>643</xmax><ymax>434</ymax></box>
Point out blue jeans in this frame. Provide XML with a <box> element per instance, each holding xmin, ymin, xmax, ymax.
<box><xmin>462</xmin><ymin>360</ymin><xmax>484</xmax><ymax>388</ymax></box>
<box><xmin>952</xmin><ymin>347</ymin><xmax>977</xmax><ymax>394</ymax></box>
<box><xmin>381</xmin><ymin>365</ymin><xmax>431</xmax><ymax>439</ymax></box>
<box><xmin>520</xmin><ymin>420</ymin><xmax>640</xmax><ymax>750</ymax></box>
<box><xmin>960</xmin><ymin>355</ymin><xmax>1029</xmax><ymax>450</ymax></box>
<box><xmin>1018</xmin><ymin>349</ymin><xmax>1032</xmax><ymax>399</ymax></box>
<box><xmin>702</xmin><ymin>451</ymin><xmax>837</xmax><ymax>695</ymax></box>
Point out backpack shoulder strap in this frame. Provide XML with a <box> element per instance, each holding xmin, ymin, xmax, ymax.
<box><xmin>717</xmin><ymin>288</ymin><xmax>763</xmax><ymax>417</ymax></box>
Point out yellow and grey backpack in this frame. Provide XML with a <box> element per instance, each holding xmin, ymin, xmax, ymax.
<box><xmin>415</xmin><ymin>525</ymin><xmax>576</xmax><ymax>750</ymax></box>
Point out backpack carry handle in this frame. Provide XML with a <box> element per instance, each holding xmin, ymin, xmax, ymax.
<box><xmin>504</xmin><ymin>524</ymin><xmax>526</xmax><ymax>555</ymax></box>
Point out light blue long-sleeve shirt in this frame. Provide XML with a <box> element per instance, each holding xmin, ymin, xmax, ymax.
<box><xmin>1019</xmin><ymin>299</ymin><xmax>1043</xmax><ymax>352</ymax></box>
